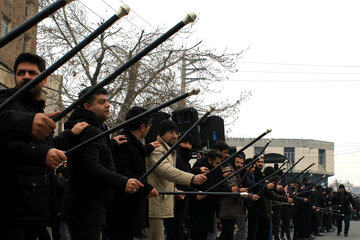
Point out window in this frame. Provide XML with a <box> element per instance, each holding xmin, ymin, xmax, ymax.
<box><xmin>284</xmin><ymin>147</ymin><xmax>295</xmax><ymax>164</ymax></box>
<box><xmin>254</xmin><ymin>147</ymin><xmax>263</xmax><ymax>155</ymax></box>
<box><xmin>2</xmin><ymin>17</ymin><xmax>11</xmax><ymax>37</ymax></box>
<box><xmin>319</xmin><ymin>149</ymin><xmax>326</xmax><ymax>165</ymax></box>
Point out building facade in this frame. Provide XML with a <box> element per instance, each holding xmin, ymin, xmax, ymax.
<box><xmin>226</xmin><ymin>137</ymin><xmax>334</xmax><ymax>183</ymax></box>
<box><xmin>1</xmin><ymin>0</ymin><xmax>38</xmax><ymax>88</ymax></box>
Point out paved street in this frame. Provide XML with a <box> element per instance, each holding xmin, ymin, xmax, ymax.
<box><xmin>316</xmin><ymin>220</ymin><xmax>360</xmax><ymax>240</ymax></box>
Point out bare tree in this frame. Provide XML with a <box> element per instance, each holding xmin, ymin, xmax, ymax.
<box><xmin>38</xmin><ymin>0</ymin><xmax>250</xmax><ymax>128</ymax></box>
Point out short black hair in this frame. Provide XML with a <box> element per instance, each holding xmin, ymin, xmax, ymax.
<box><xmin>125</xmin><ymin>106</ymin><xmax>152</xmax><ymax>130</ymax></box>
<box><xmin>14</xmin><ymin>52</ymin><xmax>46</xmax><ymax>73</ymax></box>
<box><xmin>206</xmin><ymin>149</ymin><xmax>223</xmax><ymax>163</ymax></box>
<box><xmin>78</xmin><ymin>87</ymin><xmax>108</xmax><ymax>108</ymax></box>
<box><xmin>213</xmin><ymin>140</ymin><xmax>229</xmax><ymax>151</ymax></box>
<box><xmin>235</xmin><ymin>152</ymin><xmax>246</xmax><ymax>160</ymax></box>
<box><xmin>264</xmin><ymin>166</ymin><xmax>275</xmax><ymax>177</ymax></box>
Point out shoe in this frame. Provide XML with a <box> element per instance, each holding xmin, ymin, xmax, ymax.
<box><xmin>337</xmin><ymin>232</ymin><xmax>340</xmax><ymax>236</ymax></box>
<box><xmin>315</xmin><ymin>234</ymin><xmax>323</xmax><ymax>237</ymax></box>
<box><xmin>344</xmin><ymin>233</ymin><xmax>348</xmax><ymax>237</ymax></box>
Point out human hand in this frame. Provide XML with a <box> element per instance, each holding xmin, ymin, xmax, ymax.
<box><xmin>231</xmin><ymin>186</ymin><xmax>239</xmax><ymax>192</ymax></box>
<box><xmin>200</xmin><ymin>167</ymin><xmax>209</xmax><ymax>173</ymax></box>
<box><xmin>31</xmin><ymin>112</ymin><xmax>59</xmax><ymax>140</ymax></box>
<box><xmin>192</xmin><ymin>174</ymin><xmax>207</xmax><ymax>185</ymax></box>
<box><xmin>71</xmin><ymin>121</ymin><xmax>89</xmax><ymax>135</ymax></box>
<box><xmin>125</xmin><ymin>178</ymin><xmax>144</xmax><ymax>194</ymax></box>
<box><xmin>176</xmin><ymin>190</ymin><xmax>185</xmax><ymax>200</ymax></box>
<box><xmin>196</xmin><ymin>191</ymin><xmax>206</xmax><ymax>200</ymax></box>
<box><xmin>113</xmin><ymin>135</ymin><xmax>127</xmax><ymax>146</ymax></box>
<box><xmin>267</xmin><ymin>183</ymin><xmax>275</xmax><ymax>189</ymax></box>
<box><xmin>288</xmin><ymin>198</ymin><xmax>294</xmax><ymax>203</ymax></box>
<box><xmin>45</xmin><ymin>148</ymin><xmax>67</xmax><ymax>169</ymax></box>
<box><xmin>252</xmin><ymin>194</ymin><xmax>260</xmax><ymax>201</ymax></box>
<box><xmin>147</xmin><ymin>188</ymin><xmax>159</xmax><ymax>198</ymax></box>
<box><xmin>239</xmin><ymin>188</ymin><xmax>248</xmax><ymax>192</ymax></box>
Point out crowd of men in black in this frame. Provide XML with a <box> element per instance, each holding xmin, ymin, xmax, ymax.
<box><xmin>0</xmin><ymin>52</ymin><xmax>358</xmax><ymax>240</ymax></box>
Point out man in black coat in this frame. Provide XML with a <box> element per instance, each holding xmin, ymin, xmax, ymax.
<box><xmin>333</xmin><ymin>184</ymin><xmax>356</xmax><ymax>237</ymax></box>
<box><xmin>190</xmin><ymin>150</ymin><xmax>237</xmax><ymax>240</ymax></box>
<box><xmin>0</xmin><ymin>53</ymin><xmax>86</xmax><ymax>240</ymax></box>
<box><xmin>106</xmin><ymin>106</ymin><xmax>159</xmax><ymax>240</ymax></box>
<box><xmin>62</xmin><ymin>87</ymin><xmax>144</xmax><ymax>240</ymax></box>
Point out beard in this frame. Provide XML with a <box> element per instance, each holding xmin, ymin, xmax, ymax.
<box><xmin>16</xmin><ymin>79</ymin><xmax>43</xmax><ymax>99</ymax></box>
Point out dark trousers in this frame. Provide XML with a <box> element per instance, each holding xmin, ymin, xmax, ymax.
<box><xmin>0</xmin><ymin>226</ymin><xmax>39</xmax><ymax>240</ymax></box>
<box><xmin>296</xmin><ymin>210</ymin><xmax>311</xmax><ymax>239</ymax></box>
<box><xmin>247</xmin><ymin>216</ymin><xmax>270</xmax><ymax>240</ymax></box>
<box><xmin>191</xmin><ymin>228</ymin><xmax>208</xmax><ymax>240</ymax></box>
<box><xmin>272</xmin><ymin>209</ymin><xmax>281</xmax><ymax>240</ymax></box>
<box><xmin>107</xmin><ymin>228</ymin><xmax>134</xmax><ymax>240</ymax></box>
<box><xmin>219</xmin><ymin>218</ymin><xmax>235</xmax><ymax>240</ymax></box>
<box><xmin>336</xmin><ymin>214</ymin><xmax>350</xmax><ymax>234</ymax></box>
<box><xmin>311</xmin><ymin>211</ymin><xmax>320</xmax><ymax>234</ymax></box>
<box><xmin>164</xmin><ymin>201</ymin><xmax>188</xmax><ymax>240</ymax></box>
<box><xmin>280</xmin><ymin>208</ymin><xmax>291</xmax><ymax>239</ymax></box>
<box><xmin>69</xmin><ymin>224</ymin><xmax>102</xmax><ymax>240</ymax></box>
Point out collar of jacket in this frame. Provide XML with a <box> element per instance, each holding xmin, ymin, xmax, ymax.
<box><xmin>157</xmin><ymin>135</ymin><xmax>173</xmax><ymax>152</ymax></box>
<box><xmin>64</xmin><ymin>106</ymin><xmax>106</xmax><ymax>130</ymax></box>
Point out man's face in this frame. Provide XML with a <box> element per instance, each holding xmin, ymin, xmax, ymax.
<box><xmin>235</xmin><ymin>157</ymin><xmax>244</xmax><ymax>169</ymax></box>
<box><xmin>140</xmin><ymin>122</ymin><xmax>151</xmax><ymax>138</ymax></box>
<box><xmin>162</xmin><ymin>130</ymin><xmax>178</xmax><ymax>147</ymax></box>
<box><xmin>179</xmin><ymin>141</ymin><xmax>192</xmax><ymax>150</ymax></box>
<box><xmin>212</xmin><ymin>157</ymin><xmax>222</xmax><ymax>167</ymax></box>
<box><xmin>84</xmin><ymin>94</ymin><xmax>110</xmax><ymax>123</ymax></box>
<box><xmin>339</xmin><ymin>188</ymin><xmax>345</xmax><ymax>193</ymax></box>
<box><xmin>256</xmin><ymin>158</ymin><xmax>264</xmax><ymax>170</ymax></box>
<box><xmin>219</xmin><ymin>149</ymin><xmax>229</xmax><ymax>159</ymax></box>
<box><xmin>14</xmin><ymin>62</ymin><xmax>46</xmax><ymax>100</ymax></box>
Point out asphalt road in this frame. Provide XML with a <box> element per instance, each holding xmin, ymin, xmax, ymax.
<box><xmin>318</xmin><ymin>220</ymin><xmax>360</xmax><ymax>239</ymax></box>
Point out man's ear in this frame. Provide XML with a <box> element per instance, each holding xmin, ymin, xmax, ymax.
<box><xmin>42</xmin><ymin>77</ymin><xmax>48</xmax><ymax>86</ymax></box>
<box><xmin>84</xmin><ymin>102</ymin><xmax>90</xmax><ymax>110</ymax></box>
<box><xmin>140</xmin><ymin>123</ymin><xmax>146</xmax><ymax>131</ymax></box>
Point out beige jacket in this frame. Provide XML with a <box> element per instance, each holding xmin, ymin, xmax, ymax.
<box><xmin>146</xmin><ymin>136</ymin><xmax>194</xmax><ymax>218</ymax></box>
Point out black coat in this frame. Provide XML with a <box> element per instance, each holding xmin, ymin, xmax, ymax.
<box><xmin>62</xmin><ymin>107</ymin><xmax>128</xmax><ymax>226</ymax></box>
<box><xmin>189</xmin><ymin>159</ymin><xmax>231</xmax><ymax>232</ymax></box>
<box><xmin>248</xmin><ymin>168</ymin><xmax>288</xmax><ymax>219</ymax></box>
<box><xmin>106</xmin><ymin>129</ymin><xmax>154</xmax><ymax>232</ymax></box>
<box><xmin>0</xmin><ymin>88</ymin><xmax>74</xmax><ymax>226</ymax></box>
<box><xmin>334</xmin><ymin>191</ymin><xmax>355</xmax><ymax>214</ymax></box>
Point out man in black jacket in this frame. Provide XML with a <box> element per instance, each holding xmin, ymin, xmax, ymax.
<box><xmin>106</xmin><ymin>106</ymin><xmax>159</xmax><ymax>240</ymax></box>
<box><xmin>62</xmin><ymin>88</ymin><xmax>144</xmax><ymax>240</ymax></box>
<box><xmin>334</xmin><ymin>184</ymin><xmax>356</xmax><ymax>237</ymax></box>
<box><xmin>0</xmin><ymin>53</ymin><xmax>86</xmax><ymax>240</ymax></box>
<box><xmin>190</xmin><ymin>150</ymin><xmax>238</xmax><ymax>240</ymax></box>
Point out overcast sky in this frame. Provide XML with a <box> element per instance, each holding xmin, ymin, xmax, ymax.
<box><xmin>83</xmin><ymin>0</ymin><xmax>360</xmax><ymax>185</ymax></box>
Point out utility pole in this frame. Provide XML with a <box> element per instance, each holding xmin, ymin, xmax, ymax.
<box><xmin>180</xmin><ymin>56</ymin><xmax>206</xmax><ymax>108</ymax></box>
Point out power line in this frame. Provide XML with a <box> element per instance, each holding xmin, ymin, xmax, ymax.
<box><xmin>239</xmin><ymin>61</ymin><xmax>360</xmax><ymax>68</ymax></box>
<box><xmin>117</xmin><ymin>0</ymin><xmax>157</xmax><ymax>30</ymax></box>
<box><xmin>224</xmin><ymin>79</ymin><xmax>360</xmax><ymax>82</ymax></box>
<box><xmin>236</xmin><ymin>70</ymin><xmax>360</xmax><ymax>75</ymax></box>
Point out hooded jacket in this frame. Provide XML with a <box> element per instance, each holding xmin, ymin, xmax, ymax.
<box><xmin>62</xmin><ymin>107</ymin><xmax>128</xmax><ymax>226</ymax></box>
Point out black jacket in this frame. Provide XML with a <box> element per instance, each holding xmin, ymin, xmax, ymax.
<box><xmin>334</xmin><ymin>191</ymin><xmax>355</xmax><ymax>214</ymax></box>
<box><xmin>62</xmin><ymin>107</ymin><xmax>128</xmax><ymax>226</ymax></box>
<box><xmin>189</xmin><ymin>159</ymin><xmax>231</xmax><ymax>232</ymax></box>
<box><xmin>106</xmin><ymin>129</ymin><xmax>154</xmax><ymax>232</ymax></box>
<box><xmin>248</xmin><ymin>168</ymin><xmax>288</xmax><ymax>219</ymax></box>
<box><xmin>0</xmin><ymin>88</ymin><xmax>74</xmax><ymax>226</ymax></box>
